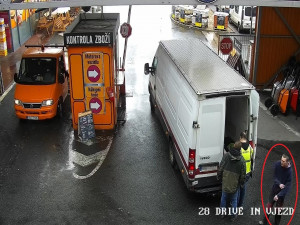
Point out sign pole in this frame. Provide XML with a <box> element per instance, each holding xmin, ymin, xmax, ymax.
<box><xmin>120</xmin><ymin>5</ymin><xmax>132</xmax><ymax>95</ymax></box>
<box><xmin>121</xmin><ymin>5</ymin><xmax>132</xmax><ymax>71</ymax></box>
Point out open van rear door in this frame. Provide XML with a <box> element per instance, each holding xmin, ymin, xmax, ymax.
<box><xmin>196</xmin><ymin>97</ymin><xmax>226</xmax><ymax>174</ymax></box>
<box><xmin>249</xmin><ymin>90</ymin><xmax>259</xmax><ymax>168</ymax></box>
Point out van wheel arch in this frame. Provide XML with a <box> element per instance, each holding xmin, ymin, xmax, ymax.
<box><xmin>238</xmin><ymin>23</ymin><xmax>242</xmax><ymax>33</ymax></box>
<box><xmin>57</xmin><ymin>97</ymin><xmax>63</xmax><ymax>118</ymax></box>
<box><xmin>169</xmin><ymin>139</ymin><xmax>177</xmax><ymax>169</ymax></box>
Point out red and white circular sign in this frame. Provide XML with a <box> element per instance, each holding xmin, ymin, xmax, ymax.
<box><xmin>87</xmin><ymin>65</ymin><xmax>100</xmax><ymax>82</ymax></box>
<box><xmin>220</xmin><ymin>37</ymin><xmax>233</xmax><ymax>55</ymax></box>
<box><xmin>120</xmin><ymin>23</ymin><xmax>132</xmax><ymax>38</ymax></box>
<box><xmin>89</xmin><ymin>98</ymin><xmax>102</xmax><ymax>114</ymax></box>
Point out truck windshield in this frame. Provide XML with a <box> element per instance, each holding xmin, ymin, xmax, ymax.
<box><xmin>16</xmin><ymin>58</ymin><xmax>57</xmax><ymax>85</ymax></box>
<box><xmin>245</xmin><ymin>7</ymin><xmax>257</xmax><ymax>17</ymax></box>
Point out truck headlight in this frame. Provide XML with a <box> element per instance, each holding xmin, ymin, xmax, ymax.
<box><xmin>42</xmin><ymin>99</ymin><xmax>54</xmax><ymax>106</ymax></box>
<box><xmin>14</xmin><ymin>99</ymin><xmax>23</xmax><ymax>106</ymax></box>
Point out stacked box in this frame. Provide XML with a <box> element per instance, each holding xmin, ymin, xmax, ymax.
<box><xmin>213</xmin><ymin>12</ymin><xmax>229</xmax><ymax>30</ymax></box>
<box><xmin>0</xmin><ymin>18</ymin><xmax>7</xmax><ymax>56</ymax></box>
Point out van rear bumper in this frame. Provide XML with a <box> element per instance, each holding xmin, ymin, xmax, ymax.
<box><xmin>15</xmin><ymin>105</ymin><xmax>57</xmax><ymax>120</ymax></box>
<box><xmin>186</xmin><ymin>175</ymin><xmax>222</xmax><ymax>193</ymax></box>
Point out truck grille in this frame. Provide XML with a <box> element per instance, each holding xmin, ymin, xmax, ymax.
<box><xmin>23</xmin><ymin>103</ymin><xmax>42</xmax><ymax>109</ymax></box>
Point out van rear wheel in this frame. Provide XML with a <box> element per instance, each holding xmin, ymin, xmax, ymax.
<box><xmin>150</xmin><ymin>97</ymin><xmax>155</xmax><ymax>112</ymax></box>
<box><xmin>169</xmin><ymin>140</ymin><xmax>177</xmax><ymax>168</ymax></box>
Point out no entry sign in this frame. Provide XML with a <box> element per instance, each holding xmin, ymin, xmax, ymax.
<box><xmin>220</xmin><ymin>37</ymin><xmax>233</xmax><ymax>55</ymax></box>
<box><xmin>120</xmin><ymin>23</ymin><xmax>132</xmax><ymax>38</ymax></box>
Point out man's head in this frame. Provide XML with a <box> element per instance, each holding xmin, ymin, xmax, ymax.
<box><xmin>240</xmin><ymin>132</ymin><xmax>247</xmax><ymax>142</ymax></box>
<box><xmin>229</xmin><ymin>141</ymin><xmax>242</xmax><ymax>157</ymax></box>
<box><xmin>234</xmin><ymin>141</ymin><xmax>242</xmax><ymax>150</ymax></box>
<box><xmin>281</xmin><ymin>154</ymin><xmax>291</xmax><ymax>168</ymax></box>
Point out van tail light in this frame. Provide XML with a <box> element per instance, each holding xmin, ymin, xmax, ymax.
<box><xmin>249</xmin><ymin>140</ymin><xmax>254</xmax><ymax>148</ymax></box>
<box><xmin>188</xmin><ymin>148</ymin><xmax>196</xmax><ymax>179</ymax></box>
<box><xmin>106</xmin><ymin>87</ymin><xmax>115</xmax><ymax>102</ymax></box>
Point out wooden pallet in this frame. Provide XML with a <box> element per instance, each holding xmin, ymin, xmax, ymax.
<box><xmin>52</xmin><ymin>17</ymin><xmax>68</xmax><ymax>34</ymax></box>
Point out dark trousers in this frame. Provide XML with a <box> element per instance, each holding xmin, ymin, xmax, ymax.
<box><xmin>262</xmin><ymin>192</ymin><xmax>285</xmax><ymax>225</ymax></box>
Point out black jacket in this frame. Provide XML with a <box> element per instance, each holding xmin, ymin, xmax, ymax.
<box><xmin>217</xmin><ymin>147</ymin><xmax>246</xmax><ymax>193</ymax></box>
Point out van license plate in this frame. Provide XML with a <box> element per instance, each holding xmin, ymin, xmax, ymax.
<box><xmin>27</xmin><ymin>116</ymin><xmax>38</xmax><ymax>120</ymax></box>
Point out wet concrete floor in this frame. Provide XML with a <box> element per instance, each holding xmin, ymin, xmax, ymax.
<box><xmin>0</xmin><ymin>5</ymin><xmax>299</xmax><ymax>225</ymax></box>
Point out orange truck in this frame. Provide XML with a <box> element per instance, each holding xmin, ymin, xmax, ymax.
<box><xmin>14</xmin><ymin>46</ymin><xmax>69</xmax><ymax>120</ymax></box>
<box><xmin>64</xmin><ymin>13</ymin><xmax>122</xmax><ymax>130</ymax></box>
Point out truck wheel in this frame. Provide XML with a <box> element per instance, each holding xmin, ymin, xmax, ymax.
<box><xmin>264</xmin><ymin>97</ymin><xmax>273</xmax><ymax>108</ymax></box>
<box><xmin>57</xmin><ymin>101</ymin><xmax>63</xmax><ymax>118</ymax></box>
<box><xmin>283</xmin><ymin>107</ymin><xmax>290</xmax><ymax>116</ymax></box>
<box><xmin>169</xmin><ymin>140</ymin><xmax>177</xmax><ymax>168</ymax></box>
<box><xmin>270</xmin><ymin>104</ymin><xmax>279</xmax><ymax>116</ymax></box>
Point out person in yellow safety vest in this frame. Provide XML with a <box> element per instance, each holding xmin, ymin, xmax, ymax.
<box><xmin>237</xmin><ymin>131</ymin><xmax>254</xmax><ymax>208</ymax></box>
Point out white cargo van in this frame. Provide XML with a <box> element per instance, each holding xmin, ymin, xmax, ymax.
<box><xmin>229</xmin><ymin>5</ymin><xmax>256</xmax><ymax>32</ymax></box>
<box><xmin>144</xmin><ymin>40</ymin><xmax>259</xmax><ymax>193</ymax></box>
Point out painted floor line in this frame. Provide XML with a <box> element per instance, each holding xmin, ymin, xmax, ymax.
<box><xmin>73</xmin><ymin>136</ymin><xmax>113</xmax><ymax>180</ymax></box>
<box><xmin>259</xmin><ymin>102</ymin><xmax>300</xmax><ymax>138</ymax></box>
<box><xmin>71</xmin><ymin>150</ymin><xmax>106</xmax><ymax>167</ymax></box>
<box><xmin>0</xmin><ymin>82</ymin><xmax>15</xmax><ymax>103</ymax></box>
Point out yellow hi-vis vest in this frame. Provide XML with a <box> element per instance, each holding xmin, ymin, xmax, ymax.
<box><xmin>241</xmin><ymin>145</ymin><xmax>253</xmax><ymax>174</ymax></box>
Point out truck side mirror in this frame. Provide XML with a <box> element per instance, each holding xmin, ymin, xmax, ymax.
<box><xmin>58</xmin><ymin>73</ymin><xmax>65</xmax><ymax>84</ymax></box>
<box><xmin>144</xmin><ymin>63</ymin><xmax>150</xmax><ymax>75</ymax></box>
<box><xmin>14</xmin><ymin>73</ymin><xmax>18</xmax><ymax>82</ymax></box>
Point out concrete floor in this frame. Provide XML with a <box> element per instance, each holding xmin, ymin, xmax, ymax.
<box><xmin>0</xmin><ymin>5</ymin><xmax>299</xmax><ymax>225</ymax></box>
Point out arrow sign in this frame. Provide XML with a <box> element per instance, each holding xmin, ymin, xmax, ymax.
<box><xmin>88</xmin><ymin>70</ymin><xmax>99</xmax><ymax>78</ymax></box>
<box><xmin>89</xmin><ymin>98</ymin><xmax>102</xmax><ymax>114</ymax></box>
<box><xmin>87</xmin><ymin>65</ymin><xmax>100</xmax><ymax>82</ymax></box>
<box><xmin>90</xmin><ymin>102</ymin><xmax>100</xmax><ymax>110</ymax></box>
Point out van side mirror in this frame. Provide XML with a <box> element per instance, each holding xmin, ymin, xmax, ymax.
<box><xmin>144</xmin><ymin>63</ymin><xmax>155</xmax><ymax>75</ymax></box>
<box><xmin>144</xmin><ymin>63</ymin><xmax>150</xmax><ymax>75</ymax></box>
<box><xmin>14</xmin><ymin>73</ymin><xmax>18</xmax><ymax>82</ymax></box>
<box><xmin>65</xmin><ymin>70</ymin><xmax>69</xmax><ymax>78</ymax></box>
<box><xmin>58</xmin><ymin>73</ymin><xmax>65</xmax><ymax>84</ymax></box>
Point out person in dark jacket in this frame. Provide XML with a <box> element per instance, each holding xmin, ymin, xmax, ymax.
<box><xmin>259</xmin><ymin>154</ymin><xmax>293</xmax><ymax>225</ymax></box>
<box><xmin>217</xmin><ymin>141</ymin><xmax>246</xmax><ymax>221</ymax></box>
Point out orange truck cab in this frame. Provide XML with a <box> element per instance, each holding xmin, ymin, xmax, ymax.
<box><xmin>14</xmin><ymin>46</ymin><xmax>69</xmax><ymax>120</ymax></box>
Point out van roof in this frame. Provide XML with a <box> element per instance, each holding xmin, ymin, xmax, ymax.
<box><xmin>22</xmin><ymin>47</ymin><xmax>63</xmax><ymax>58</ymax></box>
<box><xmin>160</xmin><ymin>40</ymin><xmax>255</xmax><ymax>95</ymax></box>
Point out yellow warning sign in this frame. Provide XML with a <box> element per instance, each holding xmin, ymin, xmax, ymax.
<box><xmin>83</xmin><ymin>52</ymin><xmax>104</xmax><ymax>84</ymax></box>
<box><xmin>85</xmin><ymin>86</ymin><xmax>105</xmax><ymax>98</ymax></box>
<box><xmin>85</xmin><ymin>86</ymin><xmax>105</xmax><ymax>114</ymax></box>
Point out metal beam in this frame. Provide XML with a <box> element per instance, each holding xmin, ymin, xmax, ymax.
<box><xmin>252</xmin><ymin>6</ymin><xmax>262</xmax><ymax>87</ymax></box>
<box><xmin>274</xmin><ymin>7</ymin><xmax>300</xmax><ymax>45</ymax></box>
<box><xmin>1</xmin><ymin>0</ymin><xmax>300</xmax><ymax>10</ymax></box>
<box><xmin>262</xmin><ymin>7</ymin><xmax>300</xmax><ymax>89</ymax></box>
